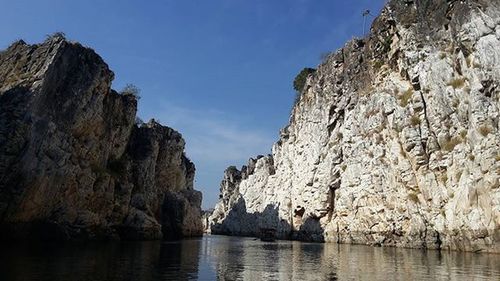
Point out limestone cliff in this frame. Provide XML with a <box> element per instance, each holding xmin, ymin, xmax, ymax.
<box><xmin>210</xmin><ymin>0</ymin><xmax>500</xmax><ymax>253</ymax></box>
<box><xmin>0</xmin><ymin>36</ymin><xmax>203</xmax><ymax>240</ymax></box>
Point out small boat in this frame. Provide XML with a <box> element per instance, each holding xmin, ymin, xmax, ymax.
<box><xmin>260</xmin><ymin>228</ymin><xmax>276</xmax><ymax>242</ymax></box>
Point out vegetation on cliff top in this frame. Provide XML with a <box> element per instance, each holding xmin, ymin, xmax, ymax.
<box><xmin>292</xmin><ymin>67</ymin><xmax>316</xmax><ymax>105</ymax></box>
<box><xmin>293</xmin><ymin>67</ymin><xmax>316</xmax><ymax>93</ymax></box>
<box><xmin>120</xmin><ymin>83</ymin><xmax>141</xmax><ymax>100</ymax></box>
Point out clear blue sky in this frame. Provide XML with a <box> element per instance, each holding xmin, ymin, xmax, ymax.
<box><xmin>0</xmin><ymin>0</ymin><xmax>385</xmax><ymax>209</ymax></box>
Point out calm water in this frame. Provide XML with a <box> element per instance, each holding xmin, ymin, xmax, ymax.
<box><xmin>0</xmin><ymin>235</ymin><xmax>498</xmax><ymax>281</ymax></box>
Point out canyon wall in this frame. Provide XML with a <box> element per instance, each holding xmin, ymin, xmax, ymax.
<box><xmin>209</xmin><ymin>0</ymin><xmax>500</xmax><ymax>253</ymax></box>
<box><xmin>0</xmin><ymin>36</ymin><xmax>202</xmax><ymax>240</ymax></box>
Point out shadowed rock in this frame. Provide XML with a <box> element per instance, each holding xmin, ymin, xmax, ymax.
<box><xmin>0</xmin><ymin>36</ymin><xmax>202</xmax><ymax>240</ymax></box>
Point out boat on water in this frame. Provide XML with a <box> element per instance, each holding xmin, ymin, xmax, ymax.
<box><xmin>260</xmin><ymin>228</ymin><xmax>276</xmax><ymax>242</ymax></box>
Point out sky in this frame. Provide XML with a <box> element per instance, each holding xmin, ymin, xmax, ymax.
<box><xmin>0</xmin><ymin>0</ymin><xmax>385</xmax><ymax>209</ymax></box>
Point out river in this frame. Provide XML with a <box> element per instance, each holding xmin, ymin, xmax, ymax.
<box><xmin>0</xmin><ymin>235</ymin><xmax>498</xmax><ymax>280</ymax></box>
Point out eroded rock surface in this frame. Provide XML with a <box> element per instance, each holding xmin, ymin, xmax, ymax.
<box><xmin>210</xmin><ymin>0</ymin><xmax>500</xmax><ymax>253</ymax></box>
<box><xmin>0</xmin><ymin>36</ymin><xmax>202</xmax><ymax>240</ymax></box>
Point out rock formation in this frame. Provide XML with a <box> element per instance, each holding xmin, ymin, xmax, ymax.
<box><xmin>210</xmin><ymin>0</ymin><xmax>500</xmax><ymax>253</ymax></box>
<box><xmin>201</xmin><ymin>209</ymin><xmax>214</xmax><ymax>233</ymax></box>
<box><xmin>0</xmin><ymin>35</ymin><xmax>203</xmax><ymax>240</ymax></box>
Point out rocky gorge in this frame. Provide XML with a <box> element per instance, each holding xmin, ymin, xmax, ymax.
<box><xmin>0</xmin><ymin>35</ymin><xmax>203</xmax><ymax>240</ymax></box>
<box><xmin>209</xmin><ymin>0</ymin><xmax>500</xmax><ymax>253</ymax></box>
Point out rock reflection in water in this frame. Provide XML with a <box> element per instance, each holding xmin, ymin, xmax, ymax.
<box><xmin>203</xmin><ymin>236</ymin><xmax>499</xmax><ymax>281</ymax></box>
<box><xmin>0</xmin><ymin>235</ymin><xmax>499</xmax><ymax>281</ymax></box>
<box><xmin>0</xmin><ymin>240</ymin><xmax>201</xmax><ymax>281</ymax></box>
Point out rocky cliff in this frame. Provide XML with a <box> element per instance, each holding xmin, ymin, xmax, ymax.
<box><xmin>209</xmin><ymin>0</ymin><xmax>500</xmax><ymax>253</ymax></box>
<box><xmin>0</xmin><ymin>35</ymin><xmax>203</xmax><ymax>240</ymax></box>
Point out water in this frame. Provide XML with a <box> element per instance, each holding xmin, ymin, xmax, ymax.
<box><xmin>0</xmin><ymin>235</ymin><xmax>498</xmax><ymax>281</ymax></box>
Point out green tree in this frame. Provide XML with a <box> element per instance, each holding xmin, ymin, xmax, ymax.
<box><xmin>293</xmin><ymin>68</ymin><xmax>316</xmax><ymax>92</ymax></box>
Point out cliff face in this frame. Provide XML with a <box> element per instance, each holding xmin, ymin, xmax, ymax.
<box><xmin>210</xmin><ymin>0</ymin><xmax>500</xmax><ymax>253</ymax></box>
<box><xmin>0</xmin><ymin>36</ymin><xmax>202</xmax><ymax>240</ymax></box>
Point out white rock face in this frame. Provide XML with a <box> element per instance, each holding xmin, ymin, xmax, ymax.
<box><xmin>210</xmin><ymin>0</ymin><xmax>500</xmax><ymax>253</ymax></box>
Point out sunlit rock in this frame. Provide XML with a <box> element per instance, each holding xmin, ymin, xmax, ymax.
<box><xmin>209</xmin><ymin>0</ymin><xmax>500</xmax><ymax>253</ymax></box>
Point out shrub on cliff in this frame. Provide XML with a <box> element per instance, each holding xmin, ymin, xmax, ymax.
<box><xmin>293</xmin><ymin>68</ymin><xmax>316</xmax><ymax>93</ymax></box>
<box><xmin>120</xmin><ymin>83</ymin><xmax>141</xmax><ymax>100</ymax></box>
<box><xmin>45</xmin><ymin>32</ymin><xmax>66</xmax><ymax>41</ymax></box>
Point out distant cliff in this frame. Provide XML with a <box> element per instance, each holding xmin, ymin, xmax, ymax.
<box><xmin>209</xmin><ymin>0</ymin><xmax>500</xmax><ymax>253</ymax></box>
<box><xmin>0</xmin><ymin>36</ymin><xmax>202</xmax><ymax>240</ymax></box>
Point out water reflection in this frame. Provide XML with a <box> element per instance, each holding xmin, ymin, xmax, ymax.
<box><xmin>201</xmin><ymin>236</ymin><xmax>500</xmax><ymax>281</ymax></box>
<box><xmin>0</xmin><ymin>235</ymin><xmax>498</xmax><ymax>281</ymax></box>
